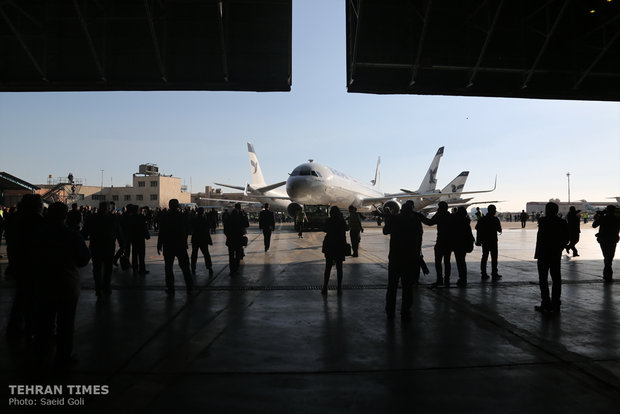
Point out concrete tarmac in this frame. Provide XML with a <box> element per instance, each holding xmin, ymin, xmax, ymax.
<box><xmin>1</xmin><ymin>221</ymin><xmax>619</xmax><ymax>413</ymax></box>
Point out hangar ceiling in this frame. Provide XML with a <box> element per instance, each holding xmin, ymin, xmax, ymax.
<box><xmin>346</xmin><ymin>0</ymin><xmax>620</xmax><ymax>101</ymax></box>
<box><xmin>0</xmin><ymin>0</ymin><xmax>291</xmax><ymax>92</ymax></box>
<box><xmin>2</xmin><ymin>1</ymin><xmax>620</xmax><ymax>101</ymax></box>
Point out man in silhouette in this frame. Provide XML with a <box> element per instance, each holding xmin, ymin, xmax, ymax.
<box><xmin>190</xmin><ymin>207</ymin><xmax>213</xmax><ymax>277</ymax></box>
<box><xmin>127</xmin><ymin>204</ymin><xmax>150</xmax><ymax>275</ymax></box>
<box><xmin>451</xmin><ymin>206</ymin><xmax>475</xmax><ymax>288</ymax></box>
<box><xmin>593</xmin><ymin>205</ymin><xmax>620</xmax><ymax>283</ymax></box>
<box><xmin>208</xmin><ymin>208</ymin><xmax>218</xmax><ymax>234</ymax></box>
<box><xmin>6</xmin><ymin>195</ymin><xmax>46</xmax><ymax>338</ymax></box>
<box><xmin>347</xmin><ymin>205</ymin><xmax>364</xmax><ymax>257</ymax></box>
<box><xmin>158</xmin><ymin>199</ymin><xmax>193</xmax><ymax>295</ymax></box>
<box><xmin>295</xmin><ymin>208</ymin><xmax>307</xmax><ymax>238</ymax></box>
<box><xmin>475</xmin><ymin>204</ymin><xmax>502</xmax><ymax>281</ymax></box>
<box><xmin>224</xmin><ymin>203</ymin><xmax>249</xmax><ymax>275</ymax></box>
<box><xmin>36</xmin><ymin>202</ymin><xmax>91</xmax><ymax>368</ymax></box>
<box><xmin>534</xmin><ymin>202</ymin><xmax>569</xmax><ymax>313</ymax></box>
<box><xmin>82</xmin><ymin>201</ymin><xmax>121</xmax><ymax>297</ymax></box>
<box><xmin>423</xmin><ymin>201</ymin><xmax>452</xmax><ymax>287</ymax></box>
<box><xmin>258</xmin><ymin>203</ymin><xmax>275</xmax><ymax>252</ymax></box>
<box><xmin>565</xmin><ymin>206</ymin><xmax>581</xmax><ymax>257</ymax></box>
<box><xmin>383</xmin><ymin>201</ymin><xmax>422</xmax><ymax>321</ymax></box>
<box><xmin>520</xmin><ymin>210</ymin><xmax>528</xmax><ymax>228</ymax></box>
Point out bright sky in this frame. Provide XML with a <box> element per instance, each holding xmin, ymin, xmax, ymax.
<box><xmin>1</xmin><ymin>0</ymin><xmax>619</xmax><ymax>212</ymax></box>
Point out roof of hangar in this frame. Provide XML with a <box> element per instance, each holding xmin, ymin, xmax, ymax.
<box><xmin>345</xmin><ymin>0</ymin><xmax>620</xmax><ymax>101</ymax></box>
<box><xmin>0</xmin><ymin>0</ymin><xmax>291</xmax><ymax>92</ymax></box>
<box><xmin>0</xmin><ymin>171</ymin><xmax>40</xmax><ymax>192</ymax></box>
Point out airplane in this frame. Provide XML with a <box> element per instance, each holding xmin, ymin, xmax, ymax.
<box><xmin>398</xmin><ymin>170</ymin><xmax>499</xmax><ymax>212</ymax></box>
<box><xmin>210</xmin><ymin>142</ymin><xmax>292</xmax><ymax>213</ymax></box>
<box><xmin>285</xmin><ymin>146</ymin><xmax>496</xmax><ymax>215</ymax></box>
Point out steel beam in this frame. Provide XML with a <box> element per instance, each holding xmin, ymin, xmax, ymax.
<box><xmin>73</xmin><ymin>0</ymin><xmax>107</xmax><ymax>81</ymax></box>
<box><xmin>467</xmin><ymin>0</ymin><xmax>504</xmax><ymax>88</ymax></box>
<box><xmin>143</xmin><ymin>0</ymin><xmax>167</xmax><ymax>82</ymax></box>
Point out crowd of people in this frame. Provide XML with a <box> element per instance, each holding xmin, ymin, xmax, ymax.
<box><xmin>322</xmin><ymin>201</ymin><xmax>619</xmax><ymax>321</ymax></box>
<box><xmin>0</xmin><ymin>194</ymin><xmax>619</xmax><ymax>369</ymax></box>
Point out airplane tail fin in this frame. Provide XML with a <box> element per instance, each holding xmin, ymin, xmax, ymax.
<box><xmin>440</xmin><ymin>171</ymin><xmax>469</xmax><ymax>198</ymax></box>
<box><xmin>418</xmin><ymin>146</ymin><xmax>444</xmax><ymax>193</ymax></box>
<box><xmin>371</xmin><ymin>156</ymin><xmax>381</xmax><ymax>187</ymax></box>
<box><xmin>247</xmin><ymin>142</ymin><xmax>266</xmax><ymax>186</ymax></box>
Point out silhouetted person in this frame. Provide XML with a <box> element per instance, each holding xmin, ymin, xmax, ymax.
<box><xmin>82</xmin><ymin>201</ymin><xmax>121</xmax><ymax>297</ymax></box>
<box><xmin>157</xmin><ymin>199</ymin><xmax>194</xmax><ymax>294</ymax></box>
<box><xmin>451</xmin><ymin>206</ymin><xmax>475</xmax><ymax>288</ymax></box>
<box><xmin>565</xmin><ymin>206</ymin><xmax>581</xmax><ymax>257</ymax></box>
<box><xmin>224</xmin><ymin>203</ymin><xmax>249</xmax><ymax>275</ymax></box>
<box><xmin>383</xmin><ymin>201</ymin><xmax>422</xmax><ymax>320</ymax></box>
<box><xmin>347</xmin><ymin>205</ymin><xmax>363</xmax><ymax>257</ymax></box>
<box><xmin>475</xmin><ymin>207</ymin><xmax>482</xmax><ymax>221</ymax></box>
<box><xmin>36</xmin><ymin>202</ymin><xmax>91</xmax><ymax>368</ymax></box>
<box><xmin>3</xmin><ymin>206</ymin><xmax>18</xmax><ymax>278</ymax></box>
<box><xmin>112</xmin><ymin>204</ymin><xmax>130</xmax><ymax>269</ymax></box>
<box><xmin>520</xmin><ymin>210</ymin><xmax>528</xmax><ymax>228</ymax></box>
<box><xmin>258</xmin><ymin>203</ymin><xmax>275</xmax><ymax>252</ymax></box>
<box><xmin>208</xmin><ymin>208</ymin><xmax>218</xmax><ymax>234</ymax></box>
<box><xmin>127</xmin><ymin>204</ymin><xmax>150</xmax><ymax>275</ymax></box>
<box><xmin>66</xmin><ymin>203</ymin><xmax>82</xmax><ymax>232</ymax></box>
<box><xmin>475</xmin><ymin>204</ymin><xmax>502</xmax><ymax>281</ymax></box>
<box><xmin>0</xmin><ymin>209</ymin><xmax>4</xmax><ymax>259</ymax></box>
<box><xmin>321</xmin><ymin>206</ymin><xmax>349</xmax><ymax>296</ymax></box>
<box><xmin>191</xmin><ymin>207</ymin><xmax>213</xmax><ymax>277</ymax></box>
<box><xmin>592</xmin><ymin>205</ymin><xmax>620</xmax><ymax>283</ymax></box>
<box><xmin>423</xmin><ymin>201</ymin><xmax>452</xmax><ymax>287</ymax></box>
<box><xmin>295</xmin><ymin>209</ymin><xmax>307</xmax><ymax>238</ymax></box>
<box><xmin>6</xmin><ymin>195</ymin><xmax>46</xmax><ymax>338</ymax></box>
<box><xmin>534</xmin><ymin>202</ymin><xmax>569</xmax><ymax>313</ymax></box>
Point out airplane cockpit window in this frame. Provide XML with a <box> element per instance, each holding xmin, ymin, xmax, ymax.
<box><xmin>291</xmin><ymin>166</ymin><xmax>321</xmax><ymax>177</ymax></box>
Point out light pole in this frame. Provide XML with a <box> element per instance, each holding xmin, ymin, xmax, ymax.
<box><xmin>567</xmin><ymin>172</ymin><xmax>571</xmax><ymax>205</ymax></box>
<box><xmin>100</xmin><ymin>169</ymin><xmax>104</xmax><ymax>192</ymax></box>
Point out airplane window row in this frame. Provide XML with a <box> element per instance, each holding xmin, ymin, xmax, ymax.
<box><xmin>329</xmin><ymin>167</ymin><xmax>349</xmax><ymax>179</ymax></box>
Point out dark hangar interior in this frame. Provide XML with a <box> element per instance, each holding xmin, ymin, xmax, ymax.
<box><xmin>1</xmin><ymin>0</ymin><xmax>619</xmax><ymax>101</ymax></box>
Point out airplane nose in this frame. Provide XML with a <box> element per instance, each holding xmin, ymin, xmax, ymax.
<box><xmin>286</xmin><ymin>178</ymin><xmax>307</xmax><ymax>201</ymax></box>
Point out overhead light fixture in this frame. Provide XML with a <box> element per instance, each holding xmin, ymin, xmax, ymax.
<box><xmin>589</xmin><ymin>9</ymin><xmax>596</xmax><ymax>14</ymax></box>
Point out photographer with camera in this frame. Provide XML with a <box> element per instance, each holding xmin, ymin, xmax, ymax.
<box><xmin>592</xmin><ymin>205</ymin><xmax>620</xmax><ymax>283</ymax></box>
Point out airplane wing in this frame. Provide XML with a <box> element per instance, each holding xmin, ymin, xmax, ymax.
<box><xmin>251</xmin><ymin>181</ymin><xmax>287</xmax><ymax>193</ymax></box>
<box><xmin>421</xmin><ymin>199</ymin><xmax>503</xmax><ymax>212</ymax></box>
<box><xmin>360</xmin><ymin>192</ymin><xmax>443</xmax><ymax>204</ymax></box>
<box><xmin>397</xmin><ymin>175</ymin><xmax>497</xmax><ymax>197</ymax></box>
<box><xmin>199</xmin><ymin>197</ymin><xmax>263</xmax><ymax>207</ymax></box>
<box><xmin>214</xmin><ymin>182</ymin><xmax>246</xmax><ymax>191</ymax></box>
<box><xmin>241</xmin><ymin>194</ymin><xmax>291</xmax><ymax>201</ymax></box>
<box><xmin>216</xmin><ymin>181</ymin><xmax>287</xmax><ymax>194</ymax></box>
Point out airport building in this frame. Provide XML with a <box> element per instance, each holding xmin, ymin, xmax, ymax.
<box><xmin>35</xmin><ymin>164</ymin><xmax>190</xmax><ymax>209</ymax></box>
<box><xmin>526</xmin><ymin>199</ymin><xmax>619</xmax><ymax>216</ymax></box>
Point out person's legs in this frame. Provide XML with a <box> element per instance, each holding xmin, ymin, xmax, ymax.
<box><xmin>322</xmin><ymin>258</ymin><xmax>333</xmax><ymax>294</ymax></box>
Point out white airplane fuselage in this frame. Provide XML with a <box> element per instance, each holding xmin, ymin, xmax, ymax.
<box><xmin>259</xmin><ymin>188</ymin><xmax>291</xmax><ymax>212</ymax></box>
<box><xmin>286</xmin><ymin>162</ymin><xmax>383</xmax><ymax>210</ymax></box>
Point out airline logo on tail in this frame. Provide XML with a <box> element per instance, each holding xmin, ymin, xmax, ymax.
<box><xmin>418</xmin><ymin>146</ymin><xmax>444</xmax><ymax>193</ymax></box>
<box><xmin>248</xmin><ymin>142</ymin><xmax>259</xmax><ymax>174</ymax></box>
<box><xmin>428</xmin><ymin>167</ymin><xmax>438</xmax><ymax>186</ymax></box>
<box><xmin>247</xmin><ymin>142</ymin><xmax>266</xmax><ymax>186</ymax></box>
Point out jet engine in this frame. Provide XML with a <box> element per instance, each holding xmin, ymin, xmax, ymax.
<box><xmin>381</xmin><ymin>200</ymin><xmax>401</xmax><ymax>215</ymax></box>
<box><xmin>287</xmin><ymin>202</ymin><xmax>303</xmax><ymax>218</ymax></box>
